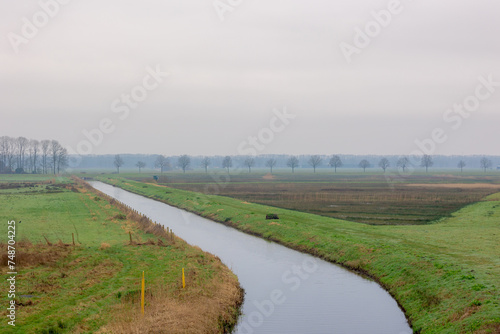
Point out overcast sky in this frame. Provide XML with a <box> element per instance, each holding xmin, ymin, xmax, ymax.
<box><xmin>1</xmin><ymin>0</ymin><xmax>499</xmax><ymax>156</ymax></box>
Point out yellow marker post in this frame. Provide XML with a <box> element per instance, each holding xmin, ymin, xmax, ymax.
<box><xmin>141</xmin><ymin>271</ymin><xmax>145</xmax><ymax>315</ymax></box>
<box><xmin>182</xmin><ymin>268</ymin><xmax>185</xmax><ymax>288</ymax></box>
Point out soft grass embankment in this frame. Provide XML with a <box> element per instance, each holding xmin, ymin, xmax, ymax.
<box><xmin>0</xmin><ymin>180</ymin><xmax>242</xmax><ymax>333</ymax></box>
<box><xmin>99</xmin><ymin>176</ymin><xmax>500</xmax><ymax>334</ymax></box>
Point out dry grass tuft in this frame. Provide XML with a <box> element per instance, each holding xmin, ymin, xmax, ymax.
<box><xmin>97</xmin><ymin>255</ymin><xmax>243</xmax><ymax>334</ymax></box>
<box><xmin>448</xmin><ymin>305</ymin><xmax>481</xmax><ymax>322</ymax></box>
<box><xmin>100</xmin><ymin>243</ymin><xmax>111</xmax><ymax>250</ymax></box>
<box><xmin>1</xmin><ymin>241</ymin><xmax>72</xmax><ymax>267</ymax></box>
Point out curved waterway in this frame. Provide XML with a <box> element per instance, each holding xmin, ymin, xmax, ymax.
<box><xmin>90</xmin><ymin>181</ymin><xmax>412</xmax><ymax>334</ymax></box>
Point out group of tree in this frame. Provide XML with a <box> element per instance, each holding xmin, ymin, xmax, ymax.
<box><xmin>71</xmin><ymin>153</ymin><xmax>499</xmax><ymax>172</ymax></box>
<box><xmin>200</xmin><ymin>154</ymin><xmax>492</xmax><ymax>174</ymax></box>
<box><xmin>284</xmin><ymin>155</ymin><xmax>369</xmax><ymax>173</ymax></box>
<box><xmin>115</xmin><ymin>154</ymin><xmax>193</xmax><ymax>174</ymax></box>
<box><xmin>351</xmin><ymin>155</ymin><xmax>433</xmax><ymax>173</ymax></box>
<box><xmin>4</xmin><ymin>141</ymin><xmax>494</xmax><ymax>175</ymax></box>
<box><xmin>456</xmin><ymin>158</ymin><xmax>493</xmax><ymax>173</ymax></box>
<box><xmin>0</xmin><ymin>136</ymin><xmax>68</xmax><ymax>174</ymax></box>
<box><xmin>176</xmin><ymin>154</ymin><xmax>494</xmax><ymax>174</ymax></box>
<box><xmin>375</xmin><ymin>155</ymin><xmax>493</xmax><ymax>173</ymax></box>
<box><xmin>113</xmin><ymin>154</ymin><xmax>174</xmax><ymax>174</ymax></box>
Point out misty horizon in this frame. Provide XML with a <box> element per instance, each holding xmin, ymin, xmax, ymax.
<box><xmin>2</xmin><ymin>1</ymin><xmax>499</xmax><ymax>158</ymax></box>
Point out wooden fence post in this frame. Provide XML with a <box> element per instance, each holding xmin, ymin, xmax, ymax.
<box><xmin>141</xmin><ymin>271</ymin><xmax>145</xmax><ymax>315</ymax></box>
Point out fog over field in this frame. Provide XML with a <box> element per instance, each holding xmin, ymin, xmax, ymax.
<box><xmin>2</xmin><ymin>3</ymin><xmax>500</xmax><ymax>332</ymax></box>
<box><xmin>1</xmin><ymin>0</ymin><xmax>499</xmax><ymax>157</ymax></box>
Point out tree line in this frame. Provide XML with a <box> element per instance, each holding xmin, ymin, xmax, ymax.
<box><xmin>0</xmin><ymin>136</ymin><xmax>68</xmax><ymax>174</ymax></box>
<box><xmin>111</xmin><ymin>153</ymin><xmax>497</xmax><ymax>174</ymax></box>
<box><xmin>1</xmin><ymin>135</ymin><xmax>495</xmax><ymax>175</ymax></box>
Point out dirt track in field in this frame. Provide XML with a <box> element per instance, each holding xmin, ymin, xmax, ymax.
<box><xmin>406</xmin><ymin>183</ymin><xmax>500</xmax><ymax>189</ymax></box>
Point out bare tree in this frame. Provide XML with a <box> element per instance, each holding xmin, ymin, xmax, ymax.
<box><xmin>308</xmin><ymin>155</ymin><xmax>322</xmax><ymax>173</ymax></box>
<box><xmin>378</xmin><ymin>157</ymin><xmax>390</xmax><ymax>172</ymax></box>
<box><xmin>457</xmin><ymin>160</ymin><xmax>466</xmax><ymax>172</ymax></box>
<box><xmin>177</xmin><ymin>155</ymin><xmax>191</xmax><ymax>173</ymax></box>
<box><xmin>16</xmin><ymin>136</ymin><xmax>29</xmax><ymax>171</ymax></box>
<box><xmin>0</xmin><ymin>137</ymin><xmax>6</xmax><ymax>172</ymax></box>
<box><xmin>359</xmin><ymin>159</ymin><xmax>370</xmax><ymax>172</ymax></box>
<box><xmin>420</xmin><ymin>155</ymin><xmax>434</xmax><ymax>173</ymax></box>
<box><xmin>287</xmin><ymin>156</ymin><xmax>299</xmax><ymax>173</ymax></box>
<box><xmin>328</xmin><ymin>155</ymin><xmax>343</xmax><ymax>173</ymax></box>
<box><xmin>28</xmin><ymin>139</ymin><xmax>40</xmax><ymax>173</ymax></box>
<box><xmin>243</xmin><ymin>157</ymin><xmax>255</xmax><ymax>173</ymax></box>
<box><xmin>57</xmin><ymin>148</ymin><xmax>68</xmax><ymax>173</ymax></box>
<box><xmin>266</xmin><ymin>158</ymin><xmax>277</xmax><ymax>174</ymax></box>
<box><xmin>26</xmin><ymin>143</ymin><xmax>33</xmax><ymax>173</ymax></box>
<box><xmin>0</xmin><ymin>137</ymin><xmax>6</xmax><ymax>162</ymax></box>
<box><xmin>0</xmin><ymin>136</ymin><xmax>14</xmax><ymax>173</ymax></box>
<box><xmin>7</xmin><ymin>137</ymin><xmax>16</xmax><ymax>172</ymax></box>
<box><xmin>154</xmin><ymin>155</ymin><xmax>170</xmax><ymax>174</ymax></box>
<box><xmin>480</xmin><ymin>157</ymin><xmax>492</xmax><ymax>172</ymax></box>
<box><xmin>397</xmin><ymin>156</ymin><xmax>410</xmax><ymax>173</ymax></box>
<box><xmin>201</xmin><ymin>157</ymin><xmax>211</xmax><ymax>173</ymax></box>
<box><xmin>41</xmin><ymin>140</ymin><xmax>50</xmax><ymax>174</ymax></box>
<box><xmin>222</xmin><ymin>156</ymin><xmax>232</xmax><ymax>173</ymax></box>
<box><xmin>50</xmin><ymin>140</ymin><xmax>63</xmax><ymax>174</ymax></box>
<box><xmin>136</xmin><ymin>161</ymin><xmax>146</xmax><ymax>173</ymax></box>
<box><xmin>114</xmin><ymin>154</ymin><xmax>124</xmax><ymax>174</ymax></box>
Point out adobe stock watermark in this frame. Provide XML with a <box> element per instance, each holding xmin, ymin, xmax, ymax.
<box><xmin>413</xmin><ymin>74</ymin><xmax>498</xmax><ymax>157</ymax></box>
<box><xmin>66</xmin><ymin>65</ymin><xmax>169</xmax><ymax>168</ymax></box>
<box><xmin>213</xmin><ymin>0</ymin><xmax>243</xmax><ymax>21</ymax></box>
<box><xmin>202</xmin><ymin>107</ymin><xmax>295</xmax><ymax>194</ymax></box>
<box><xmin>339</xmin><ymin>0</ymin><xmax>412</xmax><ymax>64</ymax></box>
<box><xmin>180</xmin><ymin>107</ymin><xmax>295</xmax><ymax>226</ymax></box>
<box><xmin>237</xmin><ymin>258</ymin><xmax>318</xmax><ymax>334</ymax></box>
<box><xmin>237</xmin><ymin>107</ymin><xmax>296</xmax><ymax>156</ymax></box>
<box><xmin>6</xmin><ymin>220</ymin><xmax>18</xmax><ymax>327</ymax></box>
<box><xmin>384</xmin><ymin>74</ymin><xmax>499</xmax><ymax>187</ymax></box>
<box><xmin>7</xmin><ymin>0</ymin><xmax>72</xmax><ymax>54</ymax></box>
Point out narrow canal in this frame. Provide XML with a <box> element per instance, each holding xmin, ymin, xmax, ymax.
<box><xmin>90</xmin><ymin>181</ymin><xmax>412</xmax><ymax>334</ymax></box>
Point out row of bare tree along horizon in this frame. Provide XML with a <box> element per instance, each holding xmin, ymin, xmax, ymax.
<box><xmin>110</xmin><ymin>154</ymin><xmax>498</xmax><ymax>174</ymax></box>
<box><xmin>1</xmin><ymin>136</ymin><xmax>498</xmax><ymax>174</ymax></box>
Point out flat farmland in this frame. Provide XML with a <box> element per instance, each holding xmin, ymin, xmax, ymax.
<box><xmin>140</xmin><ymin>172</ymin><xmax>500</xmax><ymax>225</ymax></box>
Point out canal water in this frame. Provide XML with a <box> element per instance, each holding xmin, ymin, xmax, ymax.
<box><xmin>90</xmin><ymin>181</ymin><xmax>412</xmax><ymax>334</ymax></box>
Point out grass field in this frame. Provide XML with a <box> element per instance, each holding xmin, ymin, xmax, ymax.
<box><xmin>115</xmin><ymin>171</ymin><xmax>500</xmax><ymax>225</ymax></box>
<box><xmin>97</xmin><ymin>174</ymin><xmax>500</xmax><ymax>333</ymax></box>
<box><xmin>0</xmin><ymin>174</ymin><xmax>68</xmax><ymax>183</ymax></box>
<box><xmin>0</xmin><ymin>178</ymin><xmax>242</xmax><ymax>333</ymax></box>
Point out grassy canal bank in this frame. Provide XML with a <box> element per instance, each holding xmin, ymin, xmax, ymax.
<box><xmin>0</xmin><ymin>176</ymin><xmax>242</xmax><ymax>333</ymax></box>
<box><xmin>98</xmin><ymin>176</ymin><xmax>500</xmax><ymax>333</ymax></box>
